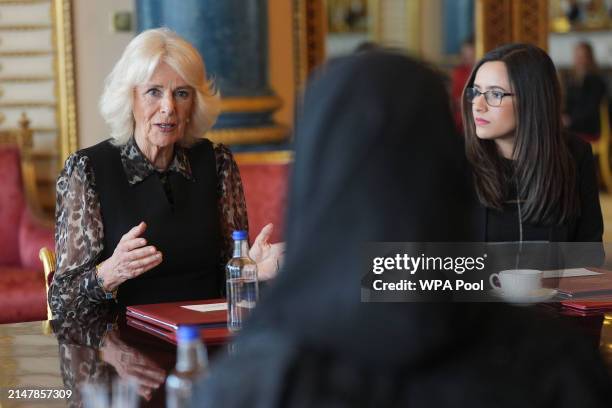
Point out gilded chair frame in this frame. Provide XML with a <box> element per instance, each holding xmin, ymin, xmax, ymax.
<box><xmin>591</xmin><ymin>99</ymin><xmax>612</xmax><ymax>192</ymax></box>
<box><xmin>39</xmin><ymin>247</ymin><xmax>56</xmax><ymax>321</ymax></box>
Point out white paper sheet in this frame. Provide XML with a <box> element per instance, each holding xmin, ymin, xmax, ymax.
<box><xmin>181</xmin><ymin>303</ymin><xmax>227</xmax><ymax>313</ymax></box>
<box><xmin>542</xmin><ymin>268</ymin><xmax>602</xmax><ymax>279</ymax></box>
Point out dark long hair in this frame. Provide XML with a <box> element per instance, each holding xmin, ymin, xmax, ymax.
<box><xmin>462</xmin><ymin>43</ymin><xmax>578</xmax><ymax>226</ymax></box>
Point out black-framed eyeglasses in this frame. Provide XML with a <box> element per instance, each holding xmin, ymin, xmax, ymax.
<box><xmin>465</xmin><ymin>87</ymin><xmax>514</xmax><ymax>107</ymax></box>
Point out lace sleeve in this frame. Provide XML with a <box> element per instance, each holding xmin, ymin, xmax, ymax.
<box><xmin>49</xmin><ymin>153</ymin><xmax>110</xmax><ymax>318</ymax></box>
<box><xmin>214</xmin><ymin>144</ymin><xmax>249</xmax><ymax>267</ymax></box>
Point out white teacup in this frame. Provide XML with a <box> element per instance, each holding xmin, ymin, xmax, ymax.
<box><xmin>489</xmin><ymin>269</ymin><xmax>542</xmax><ymax>298</ymax></box>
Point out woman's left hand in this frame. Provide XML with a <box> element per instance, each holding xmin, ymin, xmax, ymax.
<box><xmin>249</xmin><ymin>223</ymin><xmax>285</xmax><ymax>281</ymax></box>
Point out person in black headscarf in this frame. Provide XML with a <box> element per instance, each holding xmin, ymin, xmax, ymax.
<box><xmin>191</xmin><ymin>51</ymin><xmax>612</xmax><ymax>407</ymax></box>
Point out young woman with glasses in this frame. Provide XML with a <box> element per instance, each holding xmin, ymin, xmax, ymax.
<box><xmin>461</xmin><ymin>43</ymin><xmax>603</xmax><ymax>243</ymax></box>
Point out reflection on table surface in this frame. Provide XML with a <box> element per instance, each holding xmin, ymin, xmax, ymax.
<box><xmin>0</xmin><ymin>306</ymin><xmax>611</xmax><ymax>407</ymax></box>
<box><xmin>0</xmin><ymin>306</ymin><xmax>224</xmax><ymax>407</ymax></box>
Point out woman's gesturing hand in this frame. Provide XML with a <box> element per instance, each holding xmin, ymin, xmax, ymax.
<box><xmin>96</xmin><ymin>222</ymin><xmax>163</xmax><ymax>292</ymax></box>
<box><xmin>249</xmin><ymin>223</ymin><xmax>285</xmax><ymax>281</ymax></box>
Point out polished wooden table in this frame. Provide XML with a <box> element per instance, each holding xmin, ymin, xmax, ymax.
<box><xmin>1</xmin><ymin>307</ymin><xmax>611</xmax><ymax>408</ymax></box>
<box><xmin>0</xmin><ymin>308</ymin><xmax>226</xmax><ymax>408</ymax></box>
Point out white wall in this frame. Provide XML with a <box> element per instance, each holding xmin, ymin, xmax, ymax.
<box><xmin>73</xmin><ymin>0</ymin><xmax>135</xmax><ymax>149</ymax></box>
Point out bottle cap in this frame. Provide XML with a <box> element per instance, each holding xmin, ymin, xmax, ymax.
<box><xmin>177</xmin><ymin>325</ymin><xmax>199</xmax><ymax>342</ymax></box>
<box><xmin>232</xmin><ymin>230</ymin><xmax>248</xmax><ymax>240</ymax></box>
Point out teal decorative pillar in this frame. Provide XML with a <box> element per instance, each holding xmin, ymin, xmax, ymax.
<box><xmin>136</xmin><ymin>0</ymin><xmax>288</xmax><ymax>147</ymax></box>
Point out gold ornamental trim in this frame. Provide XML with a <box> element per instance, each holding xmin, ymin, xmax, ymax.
<box><xmin>0</xmin><ymin>0</ymin><xmax>50</xmax><ymax>3</ymax></box>
<box><xmin>207</xmin><ymin>124</ymin><xmax>289</xmax><ymax>145</ymax></box>
<box><xmin>52</xmin><ymin>0</ymin><xmax>78</xmax><ymax>163</ymax></box>
<box><xmin>0</xmin><ymin>50</ymin><xmax>52</xmax><ymax>56</ymax></box>
<box><xmin>0</xmin><ymin>101</ymin><xmax>56</xmax><ymax>107</ymax></box>
<box><xmin>0</xmin><ymin>24</ymin><xmax>52</xmax><ymax>30</ymax></box>
<box><xmin>293</xmin><ymin>0</ymin><xmax>326</xmax><ymax>91</ymax></box>
<box><xmin>235</xmin><ymin>150</ymin><xmax>293</xmax><ymax>165</ymax></box>
<box><xmin>0</xmin><ymin>76</ymin><xmax>54</xmax><ymax>82</ymax></box>
<box><xmin>220</xmin><ymin>95</ymin><xmax>283</xmax><ymax>113</ymax></box>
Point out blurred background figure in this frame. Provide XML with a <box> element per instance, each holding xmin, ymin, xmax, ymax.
<box><xmin>451</xmin><ymin>35</ymin><xmax>476</xmax><ymax>131</ymax></box>
<box><xmin>562</xmin><ymin>41</ymin><xmax>609</xmax><ymax>140</ymax></box>
<box><xmin>191</xmin><ymin>51</ymin><xmax>612</xmax><ymax>408</ymax></box>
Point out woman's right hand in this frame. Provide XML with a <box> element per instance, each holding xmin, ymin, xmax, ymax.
<box><xmin>96</xmin><ymin>222</ymin><xmax>163</xmax><ymax>292</ymax></box>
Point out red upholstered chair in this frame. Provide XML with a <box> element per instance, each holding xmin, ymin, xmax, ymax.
<box><xmin>0</xmin><ymin>116</ymin><xmax>54</xmax><ymax>323</ymax></box>
<box><xmin>235</xmin><ymin>151</ymin><xmax>292</xmax><ymax>244</ymax></box>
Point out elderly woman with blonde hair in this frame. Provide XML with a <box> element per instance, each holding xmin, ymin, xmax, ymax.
<box><xmin>49</xmin><ymin>28</ymin><xmax>283</xmax><ymax>315</ymax></box>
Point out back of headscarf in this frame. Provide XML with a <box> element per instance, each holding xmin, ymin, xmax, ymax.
<box><xmin>192</xmin><ymin>51</ymin><xmax>611</xmax><ymax>408</ymax></box>
<box><xmin>254</xmin><ymin>50</ymin><xmax>475</xmax><ymax>365</ymax></box>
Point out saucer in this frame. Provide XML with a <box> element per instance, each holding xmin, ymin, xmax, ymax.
<box><xmin>490</xmin><ymin>288</ymin><xmax>558</xmax><ymax>305</ymax></box>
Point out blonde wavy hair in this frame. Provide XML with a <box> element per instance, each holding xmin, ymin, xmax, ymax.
<box><xmin>99</xmin><ymin>28</ymin><xmax>220</xmax><ymax>146</ymax></box>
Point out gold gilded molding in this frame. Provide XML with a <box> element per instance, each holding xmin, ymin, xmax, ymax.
<box><xmin>52</xmin><ymin>0</ymin><xmax>77</xmax><ymax>163</ymax></box>
<box><xmin>601</xmin><ymin>314</ymin><xmax>612</xmax><ymax>362</ymax></box>
<box><xmin>0</xmin><ymin>101</ymin><xmax>56</xmax><ymax>107</ymax></box>
<box><xmin>511</xmin><ymin>0</ymin><xmax>548</xmax><ymax>51</ymax></box>
<box><xmin>0</xmin><ymin>0</ymin><xmax>49</xmax><ymax>3</ymax></box>
<box><xmin>476</xmin><ymin>0</ymin><xmax>549</xmax><ymax>57</ymax></box>
<box><xmin>220</xmin><ymin>95</ymin><xmax>283</xmax><ymax>113</ymax></box>
<box><xmin>0</xmin><ymin>50</ymin><xmax>52</xmax><ymax>56</ymax></box>
<box><xmin>234</xmin><ymin>150</ymin><xmax>293</xmax><ymax>165</ymax></box>
<box><xmin>0</xmin><ymin>76</ymin><xmax>54</xmax><ymax>82</ymax></box>
<box><xmin>475</xmin><ymin>0</ymin><xmax>512</xmax><ymax>58</ymax></box>
<box><xmin>207</xmin><ymin>125</ymin><xmax>289</xmax><ymax>145</ymax></box>
<box><xmin>0</xmin><ymin>24</ymin><xmax>52</xmax><ymax>30</ymax></box>
<box><xmin>293</xmin><ymin>0</ymin><xmax>326</xmax><ymax>92</ymax></box>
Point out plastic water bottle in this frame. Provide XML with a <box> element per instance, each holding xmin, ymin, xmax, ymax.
<box><xmin>226</xmin><ymin>230</ymin><xmax>259</xmax><ymax>332</ymax></box>
<box><xmin>165</xmin><ymin>326</ymin><xmax>208</xmax><ymax>408</ymax></box>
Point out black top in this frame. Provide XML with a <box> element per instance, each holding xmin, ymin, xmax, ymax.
<box><xmin>83</xmin><ymin>138</ymin><xmax>222</xmax><ymax>305</ymax></box>
<box><xmin>193</xmin><ymin>52</ymin><xmax>612</xmax><ymax>407</ymax></box>
<box><xmin>486</xmin><ymin>158</ymin><xmax>549</xmax><ymax>242</ymax></box>
<box><xmin>479</xmin><ymin>135</ymin><xmax>603</xmax><ymax>243</ymax></box>
<box><xmin>564</xmin><ymin>73</ymin><xmax>608</xmax><ymax>135</ymax></box>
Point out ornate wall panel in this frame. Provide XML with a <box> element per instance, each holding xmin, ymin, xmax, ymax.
<box><xmin>293</xmin><ymin>0</ymin><xmax>326</xmax><ymax>92</ymax></box>
<box><xmin>511</xmin><ymin>0</ymin><xmax>548</xmax><ymax>51</ymax></box>
<box><xmin>475</xmin><ymin>0</ymin><xmax>512</xmax><ymax>58</ymax></box>
<box><xmin>0</xmin><ymin>0</ymin><xmax>77</xmax><ymax>217</ymax></box>
<box><xmin>476</xmin><ymin>0</ymin><xmax>549</xmax><ymax>57</ymax></box>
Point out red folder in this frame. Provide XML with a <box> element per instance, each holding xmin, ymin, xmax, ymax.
<box><xmin>126</xmin><ymin>316</ymin><xmax>230</xmax><ymax>345</ymax></box>
<box><xmin>561</xmin><ymin>296</ymin><xmax>612</xmax><ymax>314</ymax></box>
<box><xmin>126</xmin><ymin>298</ymin><xmax>227</xmax><ymax>331</ymax></box>
<box><xmin>544</xmin><ymin>269</ymin><xmax>612</xmax><ymax>299</ymax></box>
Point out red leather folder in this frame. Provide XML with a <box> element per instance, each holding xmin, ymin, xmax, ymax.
<box><xmin>544</xmin><ymin>269</ymin><xmax>612</xmax><ymax>299</ymax></box>
<box><xmin>561</xmin><ymin>296</ymin><xmax>612</xmax><ymax>314</ymax></box>
<box><xmin>126</xmin><ymin>298</ymin><xmax>227</xmax><ymax>332</ymax></box>
<box><xmin>126</xmin><ymin>316</ymin><xmax>230</xmax><ymax>345</ymax></box>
